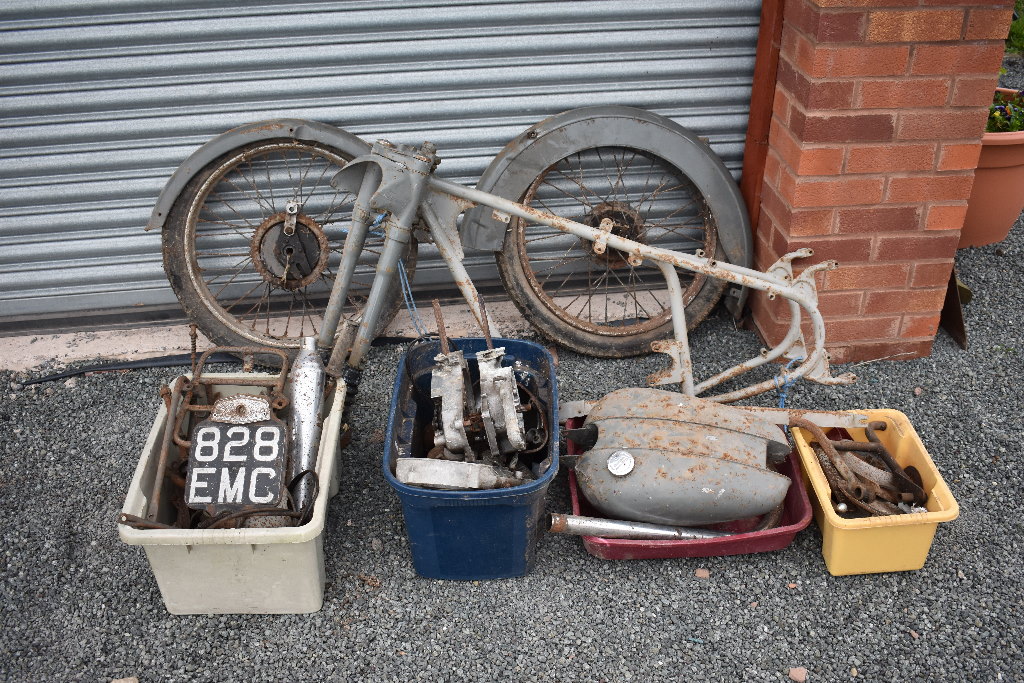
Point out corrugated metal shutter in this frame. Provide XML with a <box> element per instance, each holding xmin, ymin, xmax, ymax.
<box><xmin>0</xmin><ymin>0</ymin><xmax>760</xmax><ymax>331</ymax></box>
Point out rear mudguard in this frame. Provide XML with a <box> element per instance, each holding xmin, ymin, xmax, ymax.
<box><xmin>461</xmin><ymin>106</ymin><xmax>753</xmax><ymax>273</ymax></box>
<box><xmin>146</xmin><ymin>119</ymin><xmax>370</xmax><ymax>232</ymax></box>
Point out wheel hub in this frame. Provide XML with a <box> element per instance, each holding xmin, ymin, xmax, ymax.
<box><xmin>581</xmin><ymin>201</ymin><xmax>644</xmax><ymax>268</ymax></box>
<box><xmin>250</xmin><ymin>211</ymin><xmax>330</xmax><ymax>291</ymax></box>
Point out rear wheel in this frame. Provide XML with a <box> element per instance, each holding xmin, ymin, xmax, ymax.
<box><xmin>162</xmin><ymin>138</ymin><xmax>416</xmax><ymax>355</ymax></box>
<box><xmin>496</xmin><ymin>144</ymin><xmax>727</xmax><ymax>357</ymax></box>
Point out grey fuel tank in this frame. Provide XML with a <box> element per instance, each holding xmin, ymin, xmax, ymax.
<box><xmin>574</xmin><ymin>388</ymin><xmax>791</xmax><ymax>526</ymax></box>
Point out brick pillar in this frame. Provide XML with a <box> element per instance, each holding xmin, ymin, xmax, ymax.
<box><xmin>752</xmin><ymin>0</ymin><xmax>1014</xmax><ymax>363</ymax></box>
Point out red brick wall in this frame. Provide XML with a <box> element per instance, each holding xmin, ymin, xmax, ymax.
<box><xmin>751</xmin><ymin>0</ymin><xmax>1014</xmax><ymax>363</ymax></box>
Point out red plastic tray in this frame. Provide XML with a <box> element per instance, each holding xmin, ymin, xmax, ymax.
<box><xmin>565</xmin><ymin>417</ymin><xmax>813</xmax><ymax>560</ymax></box>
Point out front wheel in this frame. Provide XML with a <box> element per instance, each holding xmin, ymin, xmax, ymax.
<box><xmin>494</xmin><ymin>113</ymin><xmax>743</xmax><ymax>357</ymax></box>
<box><xmin>162</xmin><ymin>137</ymin><xmax>416</xmax><ymax>356</ymax></box>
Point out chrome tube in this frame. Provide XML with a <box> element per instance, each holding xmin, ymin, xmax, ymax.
<box><xmin>548</xmin><ymin>513</ymin><xmax>730</xmax><ymax>540</ymax></box>
<box><xmin>287</xmin><ymin>337</ymin><xmax>326</xmax><ymax>514</ymax></box>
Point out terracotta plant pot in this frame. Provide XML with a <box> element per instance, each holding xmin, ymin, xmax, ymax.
<box><xmin>959</xmin><ymin>88</ymin><xmax>1024</xmax><ymax>249</ymax></box>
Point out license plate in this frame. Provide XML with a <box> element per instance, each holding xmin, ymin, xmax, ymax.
<box><xmin>185</xmin><ymin>418</ymin><xmax>288</xmax><ymax>512</ymax></box>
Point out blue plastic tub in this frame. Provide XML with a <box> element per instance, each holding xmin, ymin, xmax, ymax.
<box><xmin>383</xmin><ymin>337</ymin><xmax>558</xmax><ymax>580</ymax></box>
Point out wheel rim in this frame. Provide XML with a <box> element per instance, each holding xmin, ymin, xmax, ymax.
<box><xmin>182</xmin><ymin>141</ymin><xmax>386</xmax><ymax>346</ymax></box>
<box><xmin>512</xmin><ymin>146</ymin><xmax>717</xmax><ymax>337</ymax></box>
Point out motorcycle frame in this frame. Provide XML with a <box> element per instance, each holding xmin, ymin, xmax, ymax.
<box><xmin>317</xmin><ymin>139</ymin><xmax>856</xmax><ymax>403</ymax></box>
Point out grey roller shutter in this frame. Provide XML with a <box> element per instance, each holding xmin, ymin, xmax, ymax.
<box><xmin>0</xmin><ymin>0</ymin><xmax>760</xmax><ymax>331</ymax></box>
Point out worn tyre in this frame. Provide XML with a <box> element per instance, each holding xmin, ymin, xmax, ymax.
<box><xmin>489</xmin><ymin>108</ymin><xmax>749</xmax><ymax>358</ymax></box>
<box><xmin>162</xmin><ymin>137</ymin><xmax>416</xmax><ymax>357</ymax></box>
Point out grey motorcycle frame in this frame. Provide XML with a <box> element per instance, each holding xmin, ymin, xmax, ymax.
<box><xmin>318</xmin><ymin>139</ymin><xmax>856</xmax><ymax>403</ymax></box>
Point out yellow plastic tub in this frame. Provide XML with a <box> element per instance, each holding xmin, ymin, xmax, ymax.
<box><xmin>791</xmin><ymin>409</ymin><xmax>959</xmax><ymax>576</ymax></box>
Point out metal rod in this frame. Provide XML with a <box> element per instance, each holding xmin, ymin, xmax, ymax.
<box><xmin>432</xmin><ymin>299</ymin><xmax>450</xmax><ymax>355</ymax></box>
<box><xmin>694</xmin><ymin>299</ymin><xmax>803</xmax><ymax>394</ymax></box>
<box><xmin>477</xmin><ymin>297</ymin><xmax>494</xmax><ymax>350</ymax></box>
<box><xmin>148</xmin><ymin>375</ymin><xmax>185</xmax><ymax>521</ymax></box>
<box><xmin>865</xmin><ymin>422</ymin><xmax>927</xmax><ymax>504</ymax></box>
<box><xmin>655</xmin><ymin>260</ymin><xmax>695</xmax><ymax>395</ymax></box>
<box><xmin>830</xmin><ymin>439</ymin><xmax>885</xmax><ymax>452</ymax></box>
<box><xmin>345</xmin><ymin>228</ymin><xmax>405</xmax><ymax>369</ymax></box>
<box><xmin>433</xmin><ymin>177</ymin><xmax>804</xmax><ymax>294</ymax></box>
<box><xmin>548</xmin><ymin>513</ymin><xmax>730</xmax><ymax>540</ymax></box>
<box><xmin>419</xmin><ymin>199</ymin><xmax>502</xmax><ymax>338</ymax></box>
<box><xmin>741</xmin><ymin>407</ymin><xmax>870</xmax><ymax>429</ymax></box>
<box><xmin>318</xmin><ymin>164</ymin><xmax>382</xmax><ymax>349</ymax></box>
<box><xmin>325</xmin><ymin>318</ymin><xmax>359</xmax><ymax>378</ymax></box>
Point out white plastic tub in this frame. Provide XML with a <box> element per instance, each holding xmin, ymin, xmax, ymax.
<box><xmin>118</xmin><ymin>374</ymin><xmax>345</xmax><ymax>614</ymax></box>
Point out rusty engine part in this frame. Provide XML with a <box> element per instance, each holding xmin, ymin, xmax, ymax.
<box><xmin>395</xmin><ymin>300</ymin><xmax>548</xmax><ymax>491</ymax></box>
<box><xmin>791</xmin><ymin>419</ymin><xmax>928</xmax><ymax>518</ymax></box>
<box><xmin>119</xmin><ymin>341</ymin><xmax>330</xmax><ymax>531</ymax></box>
<box><xmin>573</xmin><ymin>388</ymin><xmax>792</xmax><ymax>527</ymax></box>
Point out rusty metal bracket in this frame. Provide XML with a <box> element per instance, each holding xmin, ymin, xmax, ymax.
<box><xmin>435</xmin><ymin>176</ymin><xmax>855</xmax><ymax>402</ymax></box>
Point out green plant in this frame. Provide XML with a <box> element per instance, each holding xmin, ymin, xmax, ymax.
<box><xmin>1007</xmin><ymin>1</ymin><xmax>1024</xmax><ymax>54</ymax></box>
<box><xmin>987</xmin><ymin>90</ymin><xmax>1024</xmax><ymax>133</ymax></box>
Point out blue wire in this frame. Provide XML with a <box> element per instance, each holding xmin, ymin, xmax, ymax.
<box><xmin>398</xmin><ymin>258</ymin><xmax>427</xmax><ymax>337</ymax></box>
<box><xmin>368</xmin><ymin>212</ymin><xmax>387</xmax><ymax>234</ymax></box>
<box><xmin>774</xmin><ymin>356</ymin><xmax>803</xmax><ymax>409</ymax></box>
<box><xmin>346</xmin><ymin>212</ymin><xmax>426</xmax><ymax>336</ymax></box>
<box><xmin>775</xmin><ymin>356</ymin><xmax>803</xmax><ymax>437</ymax></box>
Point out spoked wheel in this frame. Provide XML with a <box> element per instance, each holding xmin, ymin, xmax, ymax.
<box><xmin>162</xmin><ymin>138</ymin><xmax>416</xmax><ymax>356</ymax></box>
<box><xmin>496</xmin><ymin>144</ymin><xmax>727</xmax><ymax>357</ymax></box>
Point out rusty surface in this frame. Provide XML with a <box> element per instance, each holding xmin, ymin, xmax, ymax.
<box><xmin>573</xmin><ymin>388</ymin><xmax>790</xmax><ymax>526</ymax></box>
<box><xmin>477</xmin><ymin>296</ymin><xmax>494</xmax><ymax>351</ymax></box>
<box><xmin>792</xmin><ymin>419</ymin><xmax>928</xmax><ymax>517</ymax></box>
<box><xmin>209</xmin><ymin>394</ymin><xmax>272</xmax><ymax>424</ymax></box>
<box><xmin>249</xmin><ymin>211</ymin><xmax>330</xmax><ymax>291</ymax></box>
<box><xmin>431</xmin><ymin>299</ymin><xmax>450</xmax><ymax>355</ymax></box>
<box><xmin>148</xmin><ymin>375</ymin><xmax>186</xmax><ymax>521</ymax></box>
<box><xmin>174</xmin><ymin>346</ymin><xmax>290</xmax><ymax>449</ymax></box>
<box><xmin>433</xmin><ymin>176</ymin><xmax>856</xmax><ymax>402</ymax></box>
<box><xmin>588</xmin><ymin>389</ymin><xmax>790</xmax><ymax>455</ymax></box>
<box><xmin>865</xmin><ymin>422</ymin><xmax>927</xmax><ymax>505</ymax></box>
<box><xmin>146</xmin><ymin>343</ymin><xmax>324</xmax><ymax>529</ymax></box>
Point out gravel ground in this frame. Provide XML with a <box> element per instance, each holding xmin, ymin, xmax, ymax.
<box><xmin>2</xmin><ymin>60</ymin><xmax>1022</xmax><ymax>683</ymax></box>
<box><xmin>1002</xmin><ymin>53</ymin><xmax>1024</xmax><ymax>90</ymax></box>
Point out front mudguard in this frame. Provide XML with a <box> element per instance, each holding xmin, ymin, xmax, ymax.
<box><xmin>146</xmin><ymin>119</ymin><xmax>370</xmax><ymax>232</ymax></box>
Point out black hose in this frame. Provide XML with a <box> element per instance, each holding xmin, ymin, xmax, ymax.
<box><xmin>22</xmin><ymin>352</ymin><xmax>238</xmax><ymax>385</ymax></box>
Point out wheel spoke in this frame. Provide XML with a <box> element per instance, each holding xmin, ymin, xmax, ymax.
<box><xmin>547</xmin><ymin>171</ymin><xmax>598</xmax><ymax>209</ymax></box>
<box><xmin>317</xmin><ymin>189</ymin><xmax>353</xmax><ymax>227</ymax></box>
<box><xmin>645</xmin><ymin>199</ymin><xmax>700</xmax><ymax>229</ymax></box>
<box><xmin>222</xmin><ymin>173</ymin><xmax>276</xmax><ymax>217</ymax></box>
<box><xmin>237</xmin><ymin>159</ymin><xmax>277</xmax><ymax>215</ymax></box>
<box><xmin>612</xmin><ymin>149</ymin><xmax>638</xmax><ymax>204</ymax></box>
<box><xmin>524</xmin><ymin>231</ymin><xmax>563</xmax><ymax>244</ymax></box>
<box><xmin>299</xmin><ymin>286</ymin><xmax>321</xmax><ymax>336</ymax></box>
<box><xmin>224</xmin><ymin>279</ymin><xmax>267</xmax><ymax>315</ymax></box>
<box><xmin>594</xmin><ymin>148</ymin><xmax>618</xmax><ymax>204</ymax></box>
<box><xmin>261</xmin><ymin>157</ymin><xmax>278</xmax><ymax>212</ymax></box>
<box><xmin>209</xmin><ymin>196</ymin><xmax>260</xmax><ymax>231</ymax></box>
<box><xmin>510</xmin><ymin>144</ymin><xmax>719</xmax><ymax>337</ymax></box>
<box><xmin>300</xmin><ymin>158</ymin><xmax>333</xmax><ymax>205</ymax></box>
<box><xmin>294</xmin><ymin>153</ymin><xmax>315</xmax><ymax>203</ymax></box>
<box><xmin>207</xmin><ymin>257</ymin><xmax>255</xmax><ymax>298</ymax></box>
